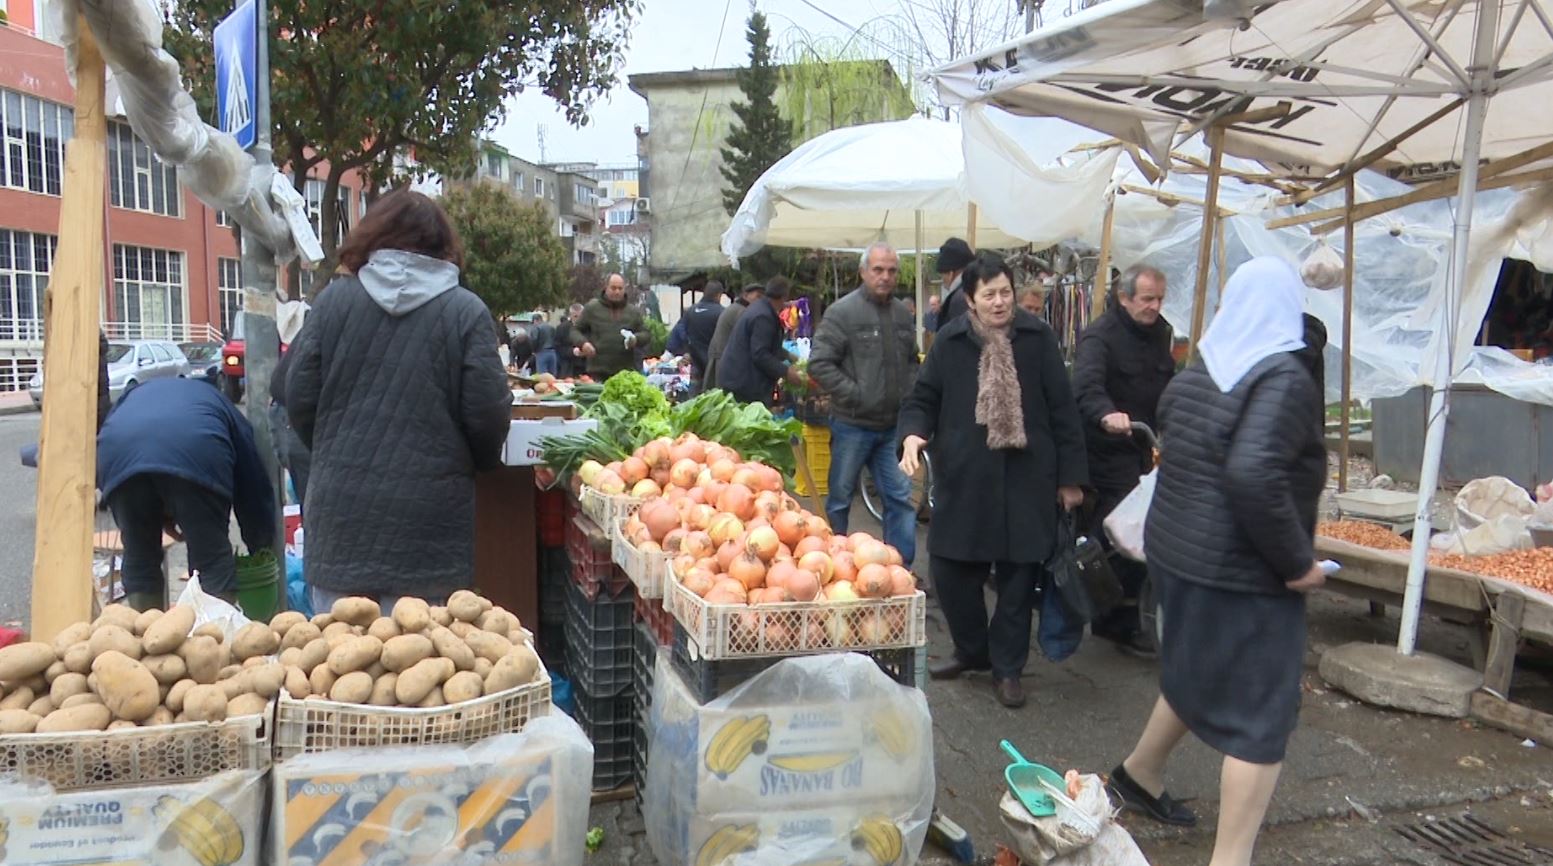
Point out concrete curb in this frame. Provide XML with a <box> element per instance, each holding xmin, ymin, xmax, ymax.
<box><xmin>0</xmin><ymin>402</ymin><xmax>37</xmax><ymax>417</ymax></box>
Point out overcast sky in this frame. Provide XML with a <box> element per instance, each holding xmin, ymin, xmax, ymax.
<box><xmin>489</xmin><ymin>0</ymin><xmax>1018</xmax><ymax>166</ymax></box>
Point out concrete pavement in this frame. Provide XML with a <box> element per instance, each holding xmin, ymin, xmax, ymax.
<box><xmin>0</xmin><ymin>389</ymin><xmax>36</xmax><ymax>416</ymax></box>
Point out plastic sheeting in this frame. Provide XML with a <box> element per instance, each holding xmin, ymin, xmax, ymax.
<box><xmin>58</xmin><ymin>0</ymin><xmax>316</xmax><ymax>266</ymax></box>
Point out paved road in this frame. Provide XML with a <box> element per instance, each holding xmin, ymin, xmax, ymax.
<box><xmin>0</xmin><ymin>413</ymin><xmax>40</xmax><ymax>625</ymax></box>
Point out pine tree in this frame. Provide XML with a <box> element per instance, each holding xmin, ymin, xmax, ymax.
<box><xmin>721</xmin><ymin>11</ymin><xmax>793</xmax><ymax>216</ymax></box>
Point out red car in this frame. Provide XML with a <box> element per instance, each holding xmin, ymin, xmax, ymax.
<box><xmin>220</xmin><ymin>312</ymin><xmax>247</xmax><ymax>402</ymax></box>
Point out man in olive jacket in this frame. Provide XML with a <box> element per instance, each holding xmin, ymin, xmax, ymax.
<box><xmin>809</xmin><ymin>242</ymin><xmax>920</xmax><ymax>566</ymax></box>
<box><xmin>571</xmin><ymin>273</ymin><xmax>651</xmax><ymax>380</ymax></box>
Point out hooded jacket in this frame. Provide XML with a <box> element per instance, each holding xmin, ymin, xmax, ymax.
<box><xmin>571</xmin><ymin>292</ymin><xmax>650</xmax><ymax>379</ymax></box>
<box><xmin>285</xmin><ymin>249</ymin><xmax>513</xmax><ymax>599</ymax></box>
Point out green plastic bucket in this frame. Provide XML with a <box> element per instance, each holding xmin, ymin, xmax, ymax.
<box><xmin>234</xmin><ymin>550</ymin><xmax>280</xmax><ymax>622</ymax></box>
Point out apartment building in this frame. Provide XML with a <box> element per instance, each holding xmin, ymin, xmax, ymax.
<box><xmin>465</xmin><ymin>142</ymin><xmax>602</xmax><ymax>268</ymax></box>
<box><xmin>0</xmin><ymin>16</ymin><xmax>366</xmax><ymax>392</ymax></box>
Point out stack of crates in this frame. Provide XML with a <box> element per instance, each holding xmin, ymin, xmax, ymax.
<box><xmin>793</xmin><ymin>422</ymin><xmax>831</xmax><ymax>496</ymax></box>
<box><xmin>666</xmin><ymin>624</ymin><xmax>918</xmax><ymax>704</ymax></box>
<box><xmin>536</xmin><ymin>545</ymin><xmax>570</xmax><ymax>675</ymax></box>
<box><xmin>630</xmin><ymin>591</ymin><xmax>674</xmax><ymax>803</ymax></box>
<box><xmin>565</xmin><ymin>509</ymin><xmax>636</xmax><ymax>792</ymax></box>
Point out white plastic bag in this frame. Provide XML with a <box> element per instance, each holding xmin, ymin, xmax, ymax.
<box><xmin>998</xmin><ymin>780</ymin><xmax>1149</xmax><ymax>866</ymax></box>
<box><xmin>1103</xmin><ymin>469</ymin><xmax>1156</xmax><ymax>562</ymax></box>
<box><xmin>175</xmin><ymin>573</ymin><xmax>253</xmax><ymax>643</ymax></box>
<box><xmin>1456</xmin><ymin>476</ymin><xmax>1535</xmax><ymax>531</ymax></box>
<box><xmin>1300</xmin><ymin>240</ymin><xmax>1345</xmax><ymax>291</ymax></box>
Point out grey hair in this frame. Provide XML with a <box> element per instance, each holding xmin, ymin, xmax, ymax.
<box><xmin>568</xmin><ymin>303</ymin><xmax>584</xmax><ymax>316</ymax></box>
<box><xmin>1119</xmin><ymin>263</ymin><xmax>1166</xmax><ymax>299</ymax></box>
<box><xmin>858</xmin><ymin>241</ymin><xmax>896</xmax><ymax>272</ymax></box>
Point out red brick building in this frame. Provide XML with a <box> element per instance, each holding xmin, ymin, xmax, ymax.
<box><xmin>0</xmin><ymin>15</ymin><xmax>366</xmax><ymax>392</ymax></box>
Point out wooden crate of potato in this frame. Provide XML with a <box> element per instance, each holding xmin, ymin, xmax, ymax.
<box><xmin>0</xmin><ymin>602</ymin><xmax>272</xmax><ymax>791</ymax></box>
<box><xmin>272</xmin><ymin>590</ymin><xmax>552</xmax><ymax>761</ymax></box>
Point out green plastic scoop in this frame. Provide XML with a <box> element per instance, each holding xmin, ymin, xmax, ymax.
<box><xmin>1000</xmin><ymin>740</ymin><xmax>1064</xmax><ymax>818</ymax></box>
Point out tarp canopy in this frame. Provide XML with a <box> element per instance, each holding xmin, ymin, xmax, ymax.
<box><xmin>720</xmin><ymin>115</ymin><xmax>1118</xmax><ymax>265</ymax></box>
<box><xmin>932</xmin><ymin>0</ymin><xmax>1553</xmax><ymax>177</ymax></box>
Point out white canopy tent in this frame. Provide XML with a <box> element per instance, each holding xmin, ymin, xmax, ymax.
<box><xmin>931</xmin><ymin>0</ymin><xmax>1553</xmax><ymax>657</ymax></box>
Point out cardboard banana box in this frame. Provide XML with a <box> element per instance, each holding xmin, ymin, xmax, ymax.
<box><xmin>652</xmin><ymin>804</ymin><xmax>920</xmax><ymax>866</ymax></box>
<box><xmin>272</xmin><ymin>716</ymin><xmax>593</xmax><ymax>866</ymax></box>
<box><xmin>0</xmin><ymin>769</ymin><xmax>265</xmax><ymax>866</ymax></box>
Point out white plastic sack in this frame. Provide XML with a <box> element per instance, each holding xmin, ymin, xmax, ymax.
<box><xmin>1456</xmin><ymin>476</ymin><xmax>1536</xmax><ymax>531</ymax></box>
<box><xmin>175</xmin><ymin>573</ymin><xmax>253</xmax><ymax>644</ymax></box>
<box><xmin>997</xmin><ymin>779</ymin><xmax>1148</xmax><ymax>866</ymax></box>
<box><xmin>1300</xmin><ymin>240</ymin><xmax>1345</xmax><ymax>291</ymax></box>
<box><xmin>271</xmin><ymin>715</ymin><xmax>594</xmax><ymax>866</ymax></box>
<box><xmin>645</xmin><ymin>652</ymin><xmax>935</xmax><ymax>866</ymax></box>
<box><xmin>1103</xmin><ymin>469</ymin><xmax>1156</xmax><ymax>562</ymax></box>
<box><xmin>1445</xmin><ymin>514</ymin><xmax>1533</xmax><ymax>556</ymax></box>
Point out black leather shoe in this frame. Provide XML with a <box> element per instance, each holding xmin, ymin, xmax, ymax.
<box><xmin>994</xmin><ymin>677</ymin><xmax>1026</xmax><ymax>708</ymax></box>
<box><xmin>1108</xmin><ymin>764</ymin><xmax>1197</xmax><ymax>827</ymax></box>
<box><xmin>928</xmin><ymin>657</ymin><xmax>991</xmax><ymax>680</ymax></box>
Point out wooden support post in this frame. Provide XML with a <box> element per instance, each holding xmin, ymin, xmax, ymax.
<box><xmin>32</xmin><ymin>16</ymin><xmax>106</xmax><ymax>637</ymax></box>
<box><xmin>1214</xmin><ymin>217</ymin><xmax>1228</xmax><ymax>312</ymax></box>
<box><xmin>1091</xmin><ymin>194</ymin><xmax>1116</xmax><ymax>320</ymax></box>
<box><xmin>1188</xmin><ymin>126</ymin><xmax>1226</xmax><ymax>355</ymax></box>
<box><xmin>915</xmin><ymin>209</ymin><xmax>926</xmax><ymax>352</ymax></box>
<box><xmin>1482</xmin><ymin>590</ymin><xmax>1525</xmax><ymax>699</ymax></box>
<box><xmin>1339</xmin><ymin>176</ymin><xmax>1357</xmax><ymax>492</ymax></box>
<box><xmin>966</xmin><ymin>203</ymin><xmax>978</xmax><ymax>248</ymax></box>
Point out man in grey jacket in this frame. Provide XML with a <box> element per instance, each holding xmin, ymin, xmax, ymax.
<box><xmin>809</xmin><ymin>242</ymin><xmax>920</xmax><ymax>566</ymax></box>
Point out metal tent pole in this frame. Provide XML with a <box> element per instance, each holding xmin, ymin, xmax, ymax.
<box><xmin>1398</xmin><ymin>0</ymin><xmax>1498</xmax><ymax>656</ymax></box>
<box><xmin>1339</xmin><ymin>176</ymin><xmax>1356</xmax><ymax>493</ymax></box>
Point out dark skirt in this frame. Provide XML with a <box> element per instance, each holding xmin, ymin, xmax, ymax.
<box><xmin>1157</xmin><ymin>574</ymin><xmax>1307</xmax><ymax>765</ymax></box>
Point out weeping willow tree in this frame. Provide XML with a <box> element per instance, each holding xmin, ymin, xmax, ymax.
<box><xmin>777</xmin><ymin>33</ymin><xmax>918</xmax><ymax>144</ymax></box>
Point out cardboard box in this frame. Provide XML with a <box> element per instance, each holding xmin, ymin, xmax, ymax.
<box><xmin>510</xmin><ymin>401</ymin><xmax>579</xmax><ymax>421</ymax></box>
<box><xmin>503</xmin><ymin>417</ymin><xmax>598</xmax><ymax>466</ymax></box>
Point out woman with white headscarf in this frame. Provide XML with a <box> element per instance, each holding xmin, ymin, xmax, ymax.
<box><xmin>1106</xmin><ymin>257</ymin><xmax>1327</xmax><ymax>866</ymax></box>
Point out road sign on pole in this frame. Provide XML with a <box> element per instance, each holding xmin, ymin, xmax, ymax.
<box><xmin>215</xmin><ymin>0</ymin><xmax>257</xmax><ymax>150</ymax></box>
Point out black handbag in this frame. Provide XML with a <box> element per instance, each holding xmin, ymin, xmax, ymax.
<box><xmin>1047</xmin><ymin>511</ymin><xmax>1125</xmax><ymax>623</ymax></box>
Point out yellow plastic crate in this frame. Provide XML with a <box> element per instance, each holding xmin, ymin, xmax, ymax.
<box><xmin>794</xmin><ymin>424</ymin><xmax>830</xmax><ymax>496</ymax></box>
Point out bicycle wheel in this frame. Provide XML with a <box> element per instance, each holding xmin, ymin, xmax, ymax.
<box><xmin>860</xmin><ymin>453</ymin><xmax>934</xmax><ymax>524</ymax></box>
<box><xmin>861</xmin><ymin>469</ymin><xmax>885</xmax><ymax>523</ymax></box>
<box><xmin>1138</xmin><ymin>574</ymin><xmax>1162</xmax><ymax>654</ymax></box>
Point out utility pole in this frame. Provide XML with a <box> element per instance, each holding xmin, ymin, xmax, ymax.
<box><xmin>238</xmin><ymin>0</ymin><xmax>285</xmax><ymax>563</ymax></box>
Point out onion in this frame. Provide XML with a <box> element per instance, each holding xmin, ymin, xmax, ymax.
<box><xmin>631</xmin><ymin>479</ymin><xmax>662</xmax><ymax>500</ymax></box>
<box><xmin>682</xmin><ymin>531</ymin><xmax>716</xmax><ymax>560</ymax></box>
<box><xmin>853</xmin><ymin>539</ymin><xmax>890</xmax><ymax>568</ymax></box>
<box><xmin>848</xmin><ymin>532</ymin><xmax>874</xmax><ymax>550</ymax></box>
<box><xmin>856</xmin><ymin>563</ymin><xmax>891</xmax><ymax>598</ymax></box>
<box><xmin>708</xmin><ymin>514</ymin><xmax>745</xmax><ymax>546</ymax></box>
<box><xmin>793</xmin><ymin>535</ymin><xmax>826</xmax><ymax>558</ymax></box>
<box><xmin>662</xmin><ymin>528</ymin><xmax>689</xmax><ymax>553</ymax></box>
<box><xmin>731</xmin><ymin>467</ymin><xmax>760</xmax><ymax>489</ymax></box>
<box><xmin>650</xmin><ymin>467</ymin><xmax>671</xmax><ymax>489</ymax></box>
<box><xmin>717</xmin><ymin>484</ymin><xmax>757</xmax><ymax>521</ymax></box>
<box><xmin>639</xmin><ymin>499</ymin><xmax>680</xmax><ymax>542</ymax></box>
<box><xmin>687</xmin><ymin>504</ymin><xmax>717</xmax><ymax>532</ymax></box>
<box><xmin>729</xmin><ymin>553</ymin><xmax>767</xmax><ymax>591</ymax></box>
<box><xmin>685</xmin><ymin>485</ymin><xmax>707</xmax><ymax>504</ymax></box>
<box><xmin>670</xmin><ymin>458</ymin><xmax>700</xmax><ymax>489</ymax></box>
<box><xmin>752</xmin><ymin>463</ymin><xmax>783</xmax><ymax>492</ymax></box>
<box><xmin>827</xmin><ymin>534</ymin><xmax>852</xmax><ymax>556</ymax></box>
<box><xmin>766</xmin><ymin>559</ymin><xmax>797</xmax><ymax>591</ymax></box>
<box><xmin>760</xmin><ymin>588</ymin><xmax>796</xmax><ymax>607</ymax></box>
<box><xmin>703</xmin><ymin>481</ymin><xmax>729</xmax><ymax>507</ymax></box>
<box><xmin>682</xmin><ymin>568</ymin><xmax>716</xmax><ymax>597</ymax></box>
<box><xmin>832</xmin><ymin>551</ymin><xmax>858</xmax><ymax>584</ymax></box>
<box><xmin>888</xmin><ymin>565</ymin><xmax>917</xmax><ymax>597</ymax></box>
<box><xmin>772</xmin><ymin>511</ymin><xmax>808</xmax><ymax>547</ymax></box>
<box><xmin>710</xmin><ymin>459</ymin><xmax>737</xmax><ymax>482</ymax></box>
<box><xmin>696</xmin><ymin>467</ymin><xmax>715</xmax><ymax>488</ymax></box>
<box><xmin>753</xmin><ymin>491</ymin><xmax>783</xmax><ymax>521</ymax></box>
<box><xmin>594</xmin><ymin>470</ymin><xmax>626</xmax><ymax>495</ymax></box>
<box><xmin>885</xmin><ymin>545</ymin><xmax>904</xmax><ymax>568</ymax></box>
<box><xmin>620</xmin><ymin>456</ymin><xmax>649</xmax><ymax>486</ymax></box>
<box><xmin>672</xmin><ymin>553</ymin><xmax>697</xmax><ymax>578</ymax></box>
<box><xmin>746</xmin><ymin>526</ymin><xmax>780</xmax><ymax>561</ymax></box>
<box><xmin>638</xmin><ymin>440</ymin><xmax>670</xmax><ymax>471</ymax></box>
<box><xmin>825</xmin><ymin>580</ymin><xmax>861</xmax><ymax>602</ymax></box>
<box><xmin>805</xmin><ymin>515</ymin><xmax>833</xmax><ymax>539</ymax></box>
<box><xmin>639</xmin><ymin>540</ymin><xmax>662</xmax><ymax>554</ymax></box>
<box><xmin>578</xmin><ymin>460</ymin><xmax>604</xmax><ymax>487</ymax></box>
<box><xmin>670</xmin><ymin>437</ymin><xmax>707</xmax><ymax>464</ymax></box>
<box><xmin>798</xmin><ymin>551</ymin><xmax>834</xmax><ymax>585</ymax></box>
<box><xmin>716</xmin><ymin>539</ymin><xmax>742</xmax><ymax>571</ymax></box>
<box><xmin>787</xmin><ymin>569</ymin><xmax>821</xmax><ymax>601</ymax></box>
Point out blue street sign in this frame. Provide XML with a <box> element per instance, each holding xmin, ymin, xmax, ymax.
<box><xmin>215</xmin><ymin>0</ymin><xmax>257</xmax><ymax>151</ymax></box>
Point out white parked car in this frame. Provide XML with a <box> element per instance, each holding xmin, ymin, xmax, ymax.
<box><xmin>28</xmin><ymin>339</ymin><xmax>191</xmax><ymax>408</ymax></box>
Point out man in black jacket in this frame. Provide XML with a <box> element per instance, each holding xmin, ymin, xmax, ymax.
<box><xmin>717</xmin><ymin>277</ymin><xmax>800</xmax><ymax>404</ymax></box>
<box><xmin>704</xmin><ymin>284</ymin><xmax>762</xmax><ymax>389</ymax></box>
<box><xmin>681</xmin><ymin>281</ymin><xmax>726</xmax><ymax>390</ymax></box>
<box><xmin>1071</xmin><ymin>263</ymin><xmax>1174</xmax><ymax>655</ymax></box>
<box><xmin>932</xmin><ymin>237</ymin><xmax>974</xmax><ymax>332</ymax></box>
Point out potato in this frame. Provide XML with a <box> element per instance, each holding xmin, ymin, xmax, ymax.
<box><xmin>270</xmin><ymin>610</ymin><xmax>307</xmax><ymax>637</ymax></box>
<box><xmin>392</xmin><ymin>598</ymin><xmax>432</xmax><ymax>633</ymax></box>
<box><xmin>132</xmin><ymin>607</ymin><xmax>163</xmax><ymax>637</ymax></box>
<box><xmin>178</xmin><ymin>635</ymin><xmax>222</xmax><ymax>685</ymax></box>
<box><xmin>92</xmin><ymin>604</ymin><xmax>139</xmax><ymax>633</ymax></box>
<box><xmin>183</xmin><ymin>685</ymin><xmax>227</xmax><ymax>722</ymax></box>
<box><xmin>142</xmin><ymin>605</ymin><xmax>195</xmax><ymax>655</ymax></box>
<box><xmin>329</xmin><ymin>671</ymin><xmax>374</xmax><ymax>703</ymax></box>
<box><xmin>367</xmin><ymin>617</ymin><xmax>401</xmax><ymax>643</ymax></box>
<box><xmin>447</xmin><ymin>590</ymin><xmax>489</xmax><ymax>623</ymax></box>
<box><xmin>284</xmin><ymin>666</ymin><xmax>311</xmax><ymax>699</ymax></box>
<box><xmin>429</xmin><ymin>627</ymin><xmax>476</xmax><ymax>672</ymax></box>
<box><xmin>142</xmin><ymin>654</ymin><xmax>188</xmax><ymax>686</ymax></box>
<box><xmin>0</xmin><ymin>708</ymin><xmax>38</xmax><ymax>733</ymax></box>
<box><xmin>86</xmin><ymin>673</ymin><xmax>97</xmax><ymax>692</ymax></box>
<box><xmin>217</xmin><ymin>664</ymin><xmax>243</xmax><ymax>681</ymax></box>
<box><xmin>297</xmin><ymin>638</ymin><xmax>330</xmax><ymax>673</ymax></box>
<box><xmin>43</xmin><ymin>659</ymin><xmax>68</xmax><ymax>684</ymax></box>
<box><xmin>416</xmin><ymin>686</ymin><xmax>446</xmax><ymax>708</ymax></box>
<box><xmin>91</xmin><ymin>651</ymin><xmax>160</xmax><ymax>722</ymax></box>
<box><xmin>478</xmin><ymin>608</ymin><xmax>517</xmax><ymax>636</ymax></box>
<box><xmin>474</xmin><ymin>657</ymin><xmax>494</xmax><ymax>679</ymax></box>
<box><xmin>464</xmin><ymin>631</ymin><xmax>513</xmax><ymax>665</ymax></box>
<box><xmin>448</xmin><ymin>621</ymin><xmax>475</xmax><ymax>640</ymax></box>
<box><xmin>21</xmin><ymin>673</ymin><xmax>46</xmax><ymax>693</ymax></box>
<box><xmin>27</xmin><ymin>696</ymin><xmax>54</xmax><ymax>716</ymax></box>
<box><xmin>192</xmin><ymin>623</ymin><xmax>225</xmax><ymax>643</ymax></box>
<box><xmin>308</xmin><ymin>665</ymin><xmax>338</xmax><ymax>696</ymax></box>
<box><xmin>0</xmin><ymin>687</ymin><xmax>33</xmax><ymax>711</ymax></box>
<box><xmin>227</xmin><ymin>693</ymin><xmax>269</xmax><ymax>717</ymax></box>
<box><xmin>49</xmin><ymin>672</ymin><xmax>89</xmax><ymax>705</ymax></box>
<box><xmin>485</xmin><ymin>645</ymin><xmax>540</xmax><ymax>693</ymax></box>
<box><xmin>281</xmin><ymin>622</ymin><xmax>322</xmax><ymax>651</ymax></box>
<box><xmin>108</xmin><ymin>719</ymin><xmax>138</xmax><ymax>731</ymax></box>
<box><xmin>63</xmin><ymin>642</ymin><xmax>93</xmax><ymax>675</ymax></box>
<box><xmin>149</xmin><ymin>706</ymin><xmax>175</xmax><ymax>726</ymax></box>
<box><xmin>220</xmin><ymin>671</ymin><xmax>253</xmax><ymax>701</ymax></box>
<box><xmin>367</xmin><ymin>673</ymin><xmax>398</xmax><ymax>706</ymax></box>
<box><xmin>429</xmin><ymin>606</ymin><xmax>452</xmax><ymax>628</ymax></box>
<box><xmin>249</xmin><ymin>662</ymin><xmax>286</xmax><ymax>699</ymax></box>
<box><xmin>327</xmin><ymin>636</ymin><xmax>383</xmax><ymax>676</ymax></box>
<box><xmin>88</xmin><ymin>625</ymin><xmax>142</xmax><ymax>661</ymax></box>
<box><xmin>381</xmin><ymin>634</ymin><xmax>434</xmax><ymax>673</ymax></box>
<box><xmin>165</xmin><ymin>679</ymin><xmax>196</xmax><ymax>713</ymax></box>
<box><xmin>36</xmin><ymin>704</ymin><xmax>110</xmax><ymax>733</ymax></box>
<box><xmin>511</xmin><ymin>627</ymin><xmax>534</xmax><ymax>647</ymax></box>
<box><xmin>51</xmin><ymin>622</ymin><xmax>91</xmax><ymax>656</ymax></box>
<box><xmin>330</xmin><ymin>597</ymin><xmax>381</xmax><ymax>627</ymax></box>
<box><xmin>278</xmin><ymin>647</ymin><xmax>302</xmax><ymax>668</ymax></box>
<box><xmin>159</xmin><ymin>682</ymin><xmax>172</xmax><ymax>703</ymax></box>
<box><xmin>444</xmin><ymin>671</ymin><xmax>483</xmax><ymax>704</ymax></box>
<box><xmin>396</xmin><ymin>657</ymin><xmax>452</xmax><ymax>705</ymax></box>
<box><xmin>242</xmin><ymin>656</ymin><xmax>269</xmax><ymax>670</ymax></box>
<box><xmin>61</xmin><ymin>693</ymin><xmax>102</xmax><ymax>709</ymax></box>
<box><xmin>232</xmin><ymin>623</ymin><xmax>280</xmax><ymax>661</ymax></box>
<box><xmin>0</xmin><ymin>642</ymin><xmax>58</xmax><ymax>682</ymax></box>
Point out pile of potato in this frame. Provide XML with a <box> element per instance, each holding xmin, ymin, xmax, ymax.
<box><xmin>0</xmin><ymin>589</ymin><xmax>541</xmax><ymax>736</ymax></box>
<box><xmin>277</xmin><ymin>590</ymin><xmax>541</xmax><ymax>709</ymax></box>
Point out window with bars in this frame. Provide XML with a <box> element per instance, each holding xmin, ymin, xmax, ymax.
<box><xmin>108</xmin><ymin>121</ymin><xmax>181</xmax><ymax>217</ymax></box>
<box><xmin>0</xmin><ymin>88</ymin><xmax>72</xmax><ymax>196</ymax></box>
<box><xmin>112</xmin><ymin>245</ymin><xmax>185</xmax><ymax>340</ymax></box>
<box><xmin>216</xmin><ymin>210</ymin><xmax>234</xmax><ymax>227</ymax></box>
<box><xmin>304</xmin><ymin>178</ymin><xmax>351</xmax><ymax>246</ymax></box>
<box><xmin>0</xmin><ymin>229</ymin><xmax>56</xmax><ymax>342</ymax></box>
<box><xmin>218</xmin><ymin>257</ymin><xmax>242</xmax><ymax>336</ymax></box>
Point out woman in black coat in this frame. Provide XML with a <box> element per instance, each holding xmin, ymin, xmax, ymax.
<box><xmin>1107</xmin><ymin>257</ymin><xmax>1327</xmax><ymax>866</ymax></box>
<box><xmin>898</xmin><ymin>252</ymin><xmax>1089</xmax><ymax>709</ymax></box>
